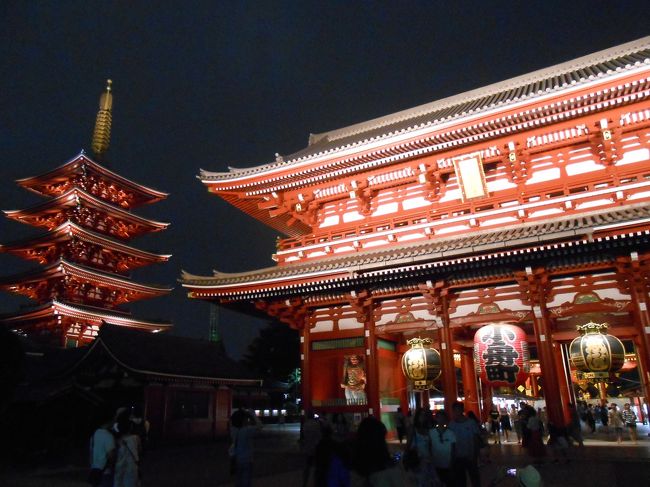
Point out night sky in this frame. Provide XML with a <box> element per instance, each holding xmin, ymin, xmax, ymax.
<box><xmin>1</xmin><ymin>2</ymin><xmax>649</xmax><ymax>359</ymax></box>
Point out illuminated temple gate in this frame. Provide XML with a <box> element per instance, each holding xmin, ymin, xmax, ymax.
<box><xmin>182</xmin><ymin>38</ymin><xmax>650</xmax><ymax>428</ymax></box>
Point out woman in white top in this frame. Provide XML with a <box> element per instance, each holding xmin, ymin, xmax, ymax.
<box><xmin>114</xmin><ymin>417</ymin><xmax>141</xmax><ymax>487</ymax></box>
<box><xmin>608</xmin><ymin>403</ymin><xmax>625</xmax><ymax>444</ymax></box>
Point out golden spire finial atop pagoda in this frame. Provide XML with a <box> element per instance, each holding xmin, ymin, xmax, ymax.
<box><xmin>91</xmin><ymin>79</ymin><xmax>113</xmax><ymax>159</ymax></box>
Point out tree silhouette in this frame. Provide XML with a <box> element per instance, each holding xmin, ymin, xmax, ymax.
<box><xmin>242</xmin><ymin>322</ymin><xmax>300</xmax><ymax>381</ymax></box>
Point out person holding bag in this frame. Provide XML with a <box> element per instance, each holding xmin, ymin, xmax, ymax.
<box><xmin>114</xmin><ymin>416</ymin><xmax>141</xmax><ymax>487</ymax></box>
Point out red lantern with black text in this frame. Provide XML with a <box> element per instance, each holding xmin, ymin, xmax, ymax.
<box><xmin>473</xmin><ymin>323</ymin><xmax>530</xmax><ymax>387</ymax></box>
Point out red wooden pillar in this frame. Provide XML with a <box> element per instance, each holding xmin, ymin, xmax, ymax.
<box><xmin>598</xmin><ymin>382</ymin><xmax>608</xmax><ymax>401</ymax></box>
<box><xmin>439</xmin><ymin>294</ymin><xmax>458</xmax><ymax>412</ymax></box>
<box><xmin>553</xmin><ymin>342</ymin><xmax>573</xmax><ymax>424</ymax></box>
<box><xmin>301</xmin><ymin>321</ymin><xmax>312</xmax><ymax>412</ymax></box>
<box><xmin>480</xmin><ymin>382</ymin><xmax>493</xmax><ymax>423</ymax></box>
<box><xmin>397</xmin><ymin>344</ymin><xmax>410</xmax><ymax>414</ymax></box>
<box><xmin>634</xmin><ymin>339</ymin><xmax>649</xmax><ymax>422</ymax></box>
<box><xmin>530</xmin><ymin>375</ymin><xmax>539</xmax><ymax>398</ymax></box>
<box><xmin>531</xmin><ymin>305</ymin><xmax>564</xmax><ymax>428</ymax></box>
<box><xmin>365</xmin><ymin>313</ymin><xmax>381</xmax><ymax>417</ymax></box>
<box><xmin>460</xmin><ymin>349</ymin><xmax>480</xmax><ymax>418</ymax></box>
<box><xmin>627</xmin><ymin>259</ymin><xmax>650</xmax><ymax>414</ymax></box>
<box><xmin>635</xmin><ymin>396</ymin><xmax>646</xmax><ymax>424</ymax></box>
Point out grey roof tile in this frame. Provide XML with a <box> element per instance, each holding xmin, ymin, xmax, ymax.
<box><xmin>202</xmin><ymin>38</ymin><xmax>650</xmax><ymax>182</ymax></box>
<box><xmin>181</xmin><ymin>202</ymin><xmax>650</xmax><ymax>289</ymax></box>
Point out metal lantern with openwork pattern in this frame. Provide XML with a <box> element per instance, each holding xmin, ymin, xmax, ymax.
<box><xmin>401</xmin><ymin>337</ymin><xmax>441</xmax><ymax>390</ymax></box>
<box><xmin>473</xmin><ymin>323</ymin><xmax>530</xmax><ymax>387</ymax></box>
<box><xmin>569</xmin><ymin>322</ymin><xmax>625</xmax><ymax>380</ymax></box>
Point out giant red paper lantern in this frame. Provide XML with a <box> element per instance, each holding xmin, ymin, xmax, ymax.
<box><xmin>473</xmin><ymin>323</ymin><xmax>530</xmax><ymax>387</ymax></box>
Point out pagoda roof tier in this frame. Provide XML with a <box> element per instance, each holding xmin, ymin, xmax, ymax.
<box><xmin>0</xmin><ymin>300</ymin><xmax>171</xmax><ymax>332</ymax></box>
<box><xmin>4</xmin><ymin>188</ymin><xmax>169</xmax><ymax>240</ymax></box>
<box><xmin>181</xmin><ymin>201</ymin><xmax>650</xmax><ymax>299</ymax></box>
<box><xmin>0</xmin><ymin>259</ymin><xmax>172</xmax><ymax>306</ymax></box>
<box><xmin>0</xmin><ymin>221</ymin><xmax>171</xmax><ymax>272</ymax></box>
<box><xmin>16</xmin><ymin>152</ymin><xmax>168</xmax><ymax>208</ymax></box>
<box><xmin>201</xmin><ymin>37</ymin><xmax>650</xmax><ymax>185</ymax></box>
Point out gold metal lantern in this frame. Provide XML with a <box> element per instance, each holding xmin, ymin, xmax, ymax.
<box><xmin>569</xmin><ymin>322</ymin><xmax>625</xmax><ymax>380</ymax></box>
<box><xmin>401</xmin><ymin>337</ymin><xmax>441</xmax><ymax>390</ymax></box>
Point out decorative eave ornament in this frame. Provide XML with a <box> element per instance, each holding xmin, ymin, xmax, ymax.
<box><xmin>401</xmin><ymin>337</ymin><xmax>441</xmax><ymax>390</ymax></box>
<box><xmin>91</xmin><ymin>80</ymin><xmax>113</xmax><ymax>159</ymax></box>
<box><xmin>569</xmin><ymin>322</ymin><xmax>625</xmax><ymax>380</ymax></box>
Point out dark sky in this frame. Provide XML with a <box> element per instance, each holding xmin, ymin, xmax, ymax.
<box><xmin>1</xmin><ymin>1</ymin><xmax>649</xmax><ymax>359</ymax></box>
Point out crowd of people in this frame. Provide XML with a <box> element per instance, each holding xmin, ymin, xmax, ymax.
<box><xmin>295</xmin><ymin>401</ymin><xmax>485</xmax><ymax>487</ymax></box>
<box><xmin>289</xmin><ymin>398</ymin><xmax>641</xmax><ymax>486</ymax></box>
<box><xmin>572</xmin><ymin>400</ymin><xmax>640</xmax><ymax>444</ymax></box>
<box><xmin>89</xmin><ymin>398</ymin><xmax>640</xmax><ymax>487</ymax></box>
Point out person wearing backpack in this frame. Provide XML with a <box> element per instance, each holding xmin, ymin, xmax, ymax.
<box><xmin>88</xmin><ymin>411</ymin><xmax>116</xmax><ymax>487</ymax></box>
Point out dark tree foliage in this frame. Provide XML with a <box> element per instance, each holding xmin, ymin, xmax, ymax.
<box><xmin>242</xmin><ymin>322</ymin><xmax>300</xmax><ymax>380</ymax></box>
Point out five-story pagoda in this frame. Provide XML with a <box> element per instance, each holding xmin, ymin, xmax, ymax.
<box><xmin>0</xmin><ymin>81</ymin><xmax>172</xmax><ymax>347</ymax></box>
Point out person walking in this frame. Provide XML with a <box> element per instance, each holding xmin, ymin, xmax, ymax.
<box><xmin>621</xmin><ymin>403</ymin><xmax>638</xmax><ymax>444</ymax></box>
<box><xmin>395</xmin><ymin>407</ymin><xmax>407</xmax><ymax>445</ymax></box>
<box><xmin>313</xmin><ymin>427</ymin><xmax>351</xmax><ymax>487</ymax></box>
<box><xmin>302</xmin><ymin>410</ymin><xmax>324</xmax><ymax>487</ymax></box>
<box><xmin>430</xmin><ymin>410</ymin><xmax>456</xmax><ymax>486</ymax></box>
<box><xmin>509</xmin><ymin>403</ymin><xmax>522</xmax><ymax>445</ymax></box>
<box><xmin>88</xmin><ymin>411</ymin><xmax>116</xmax><ymax>487</ymax></box>
<box><xmin>524</xmin><ymin>407</ymin><xmax>546</xmax><ymax>461</ymax></box>
<box><xmin>499</xmin><ymin>405</ymin><xmax>511</xmax><ymax>442</ymax></box>
<box><xmin>608</xmin><ymin>403</ymin><xmax>624</xmax><ymax>444</ymax></box>
<box><xmin>567</xmin><ymin>403</ymin><xmax>584</xmax><ymax>447</ymax></box>
<box><xmin>488</xmin><ymin>406</ymin><xmax>500</xmax><ymax>444</ymax></box>
<box><xmin>231</xmin><ymin>407</ymin><xmax>262</xmax><ymax>487</ymax></box>
<box><xmin>449</xmin><ymin>401</ymin><xmax>481</xmax><ymax>487</ymax></box>
<box><xmin>518</xmin><ymin>402</ymin><xmax>531</xmax><ymax>448</ymax></box>
<box><xmin>599</xmin><ymin>401</ymin><xmax>609</xmax><ymax>432</ymax></box>
<box><xmin>114</xmin><ymin>416</ymin><xmax>141</xmax><ymax>487</ymax></box>
<box><xmin>406</xmin><ymin>408</ymin><xmax>438</xmax><ymax>487</ymax></box>
<box><xmin>585</xmin><ymin>404</ymin><xmax>596</xmax><ymax>434</ymax></box>
<box><xmin>538</xmin><ymin>407</ymin><xmax>548</xmax><ymax>439</ymax></box>
<box><xmin>546</xmin><ymin>422</ymin><xmax>569</xmax><ymax>464</ymax></box>
<box><xmin>353</xmin><ymin>416</ymin><xmax>405</xmax><ymax>486</ymax></box>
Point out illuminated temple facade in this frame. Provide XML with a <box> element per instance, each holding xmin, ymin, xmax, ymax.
<box><xmin>0</xmin><ymin>82</ymin><xmax>172</xmax><ymax>346</ymax></box>
<box><xmin>182</xmin><ymin>38</ymin><xmax>650</xmax><ymax>428</ymax></box>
